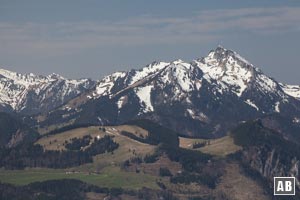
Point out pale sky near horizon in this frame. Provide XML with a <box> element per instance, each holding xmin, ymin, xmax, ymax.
<box><xmin>0</xmin><ymin>0</ymin><xmax>300</xmax><ymax>84</ymax></box>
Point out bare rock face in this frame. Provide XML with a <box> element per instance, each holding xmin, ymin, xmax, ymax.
<box><xmin>230</xmin><ymin>119</ymin><xmax>300</xmax><ymax>196</ymax></box>
<box><xmin>240</xmin><ymin>142</ymin><xmax>300</xmax><ymax>191</ymax></box>
<box><xmin>7</xmin><ymin>129</ymin><xmax>25</xmax><ymax>148</ymax></box>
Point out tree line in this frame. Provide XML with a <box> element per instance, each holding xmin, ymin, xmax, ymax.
<box><xmin>0</xmin><ymin>135</ymin><xmax>119</xmax><ymax>169</ymax></box>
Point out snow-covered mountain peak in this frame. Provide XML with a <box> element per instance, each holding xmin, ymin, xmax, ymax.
<box><xmin>92</xmin><ymin>61</ymin><xmax>171</xmax><ymax>99</ymax></box>
<box><xmin>0</xmin><ymin>68</ymin><xmax>18</xmax><ymax>77</ymax></box>
<box><xmin>128</xmin><ymin>61</ymin><xmax>170</xmax><ymax>85</ymax></box>
<box><xmin>91</xmin><ymin>46</ymin><xmax>286</xmax><ymax>102</ymax></box>
<box><xmin>0</xmin><ymin>68</ymin><xmax>22</xmax><ymax>79</ymax></box>
<box><xmin>47</xmin><ymin>73</ymin><xmax>65</xmax><ymax>80</ymax></box>
<box><xmin>92</xmin><ymin>71</ymin><xmax>127</xmax><ymax>98</ymax></box>
<box><xmin>0</xmin><ymin>68</ymin><xmax>95</xmax><ymax>113</ymax></box>
<box><xmin>0</xmin><ymin>68</ymin><xmax>50</xmax><ymax>87</ymax></box>
<box><xmin>194</xmin><ymin>47</ymin><xmax>256</xmax><ymax>96</ymax></box>
<box><xmin>205</xmin><ymin>46</ymin><xmax>253</xmax><ymax>67</ymax></box>
<box><xmin>172</xmin><ymin>59</ymin><xmax>185</xmax><ymax>64</ymax></box>
<box><xmin>160</xmin><ymin>61</ymin><xmax>194</xmax><ymax>93</ymax></box>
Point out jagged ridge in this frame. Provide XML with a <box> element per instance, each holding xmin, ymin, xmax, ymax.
<box><xmin>36</xmin><ymin>46</ymin><xmax>300</xmax><ymax>137</ymax></box>
<box><xmin>0</xmin><ymin>69</ymin><xmax>96</xmax><ymax>114</ymax></box>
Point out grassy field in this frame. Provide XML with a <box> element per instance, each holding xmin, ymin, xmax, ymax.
<box><xmin>179</xmin><ymin>137</ymin><xmax>206</xmax><ymax>149</ymax></box>
<box><xmin>179</xmin><ymin>135</ymin><xmax>241</xmax><ymax>157</ymax></box>
<box><xmin>3</xmin><ymin>125</ymin><xmax>160</xmax><ymax>189</ymax></box>
<box><xmin>0</xmin><ymin>125</ymin><xmax>160</xmax><ymax>190</ymax></box>
<box><xmin>117</xmin><ymin>125</ymin><xmax>149</xmax><ymax>138</ymax></box>
<box><xmin>5</xmin><ymin>125</ymin><xmax>241</xmax><ymax>191</ymax></box>
<box><xmin>199</xmin><ymin>136</ymin><xmax>242</xmax><ymax>156</ymax></box>
<box><xmin>36</xmin><ymin>126</ymin><xmax>104</xmax><ymax>151</ymax></box>
<box><xmin>36</xmin><ymin>125</ymin><xmax>152</xmax><ymax>151</ymax></box>
<box><xmin>36</xmin><ymin>125</ymin><xmax>156</xmax><ymax>172</ymax></box>
<box><xmin>0</xmin><ymin>166</ymin><xmax>160</xmax><ymax>190</ymax></box>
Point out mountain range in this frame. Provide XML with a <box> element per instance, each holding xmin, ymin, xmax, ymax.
<box><xmin>1</xmin><ymin>46</ymin><xmax>300</xmax><ymax>199</ymax></box>
<box><xmin>1</xmin><ymin>46</ymin><xmax>300</xmax><ymax>138</ymax></box>
<box><xmin>2</xmin><ymin>46</ymin><xmax>297</xmax><ymax>138</ymax></box>
<box><xmin>0</xmin><ymin>69</ymin><xmax>95</xmax><ymax>114</ymax></box>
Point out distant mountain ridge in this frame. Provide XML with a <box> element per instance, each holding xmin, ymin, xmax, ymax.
<box><xmin>29</xmin><ymin>46</ymin><xmax>300</xmax><ymax>137</ymax></box>
<box><xmin>0</xmin><ymin>69</ymin><xmax>95</xmax><ymax>114</ymax></box>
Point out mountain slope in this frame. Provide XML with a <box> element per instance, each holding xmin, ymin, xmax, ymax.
<box><xmin>0</xmin><ymin>69</ymin><xmax>95</xmax><ymax>114</ymax></box>
<box><xmin>38</xmin><ymin>46</ymin><xmax>300</xmax><ymax>138</ymax></box>
<box><xmin>0</xmin><ymin>112</ymin><xmax>38</xmax><ymax>147</ymax></box>
<box><xmin>231</xmin><ymin>119</ymin><xmax>300</xmax><ymax>197</ymax></box>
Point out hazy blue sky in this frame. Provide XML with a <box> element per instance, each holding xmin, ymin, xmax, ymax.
<box><xmin>0</xmin><ymin>0</ymin><xmax>300</xmax><ymax>84</ymax></box>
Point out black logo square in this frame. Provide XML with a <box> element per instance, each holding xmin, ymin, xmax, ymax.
<box><xmin>274</xmin><ymin>177</ymin><xmax>295</xmax><ymax>196</ymax></box>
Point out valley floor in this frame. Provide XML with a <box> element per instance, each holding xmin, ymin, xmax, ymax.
<box><xmin>0</xmin><ymin>166</ymin><xmax>160</xmax><ymax>190</ymax></box>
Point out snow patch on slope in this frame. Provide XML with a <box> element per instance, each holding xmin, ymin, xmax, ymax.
<box><xmin>293</xmin><ymin>117</ymin><xmax>300</xmax><ymax>124</ymax></box>
<box><xmin>256</xmin><ymin>74</ymin><xmax>277</xmax><ymax>94</ymax></box>
<box><xmin>117</xmin><ymin>96</ymin><xmax>126</xmax><ymax>109</ymax></box>
<box><xmin>187</xmin><ymin>109</ymin><xmax>209</xmax><ymax>122</ymax></box>
<box><xmin>135</xmin><ymin>85</ymin><xmax>154</xmax><ymax>113</ymax></box>
<box><xmin>281</xmin><ymin>84</ymin><xmax>300</xmax><ymax>99</ymax></box>
<box><xmin>275</xmin><ymin>102</ymin><xmax>280</xmax><ymax>113</ymax></box>
<box><xmin>245</xmin><ymin>99</ymin><xmax>259</xmax><ymax>111</ymax></box>
<box><xmin>187</xmin><ymin>109</ymin><xmax>195</xmax><ymax>117</ymax></box>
